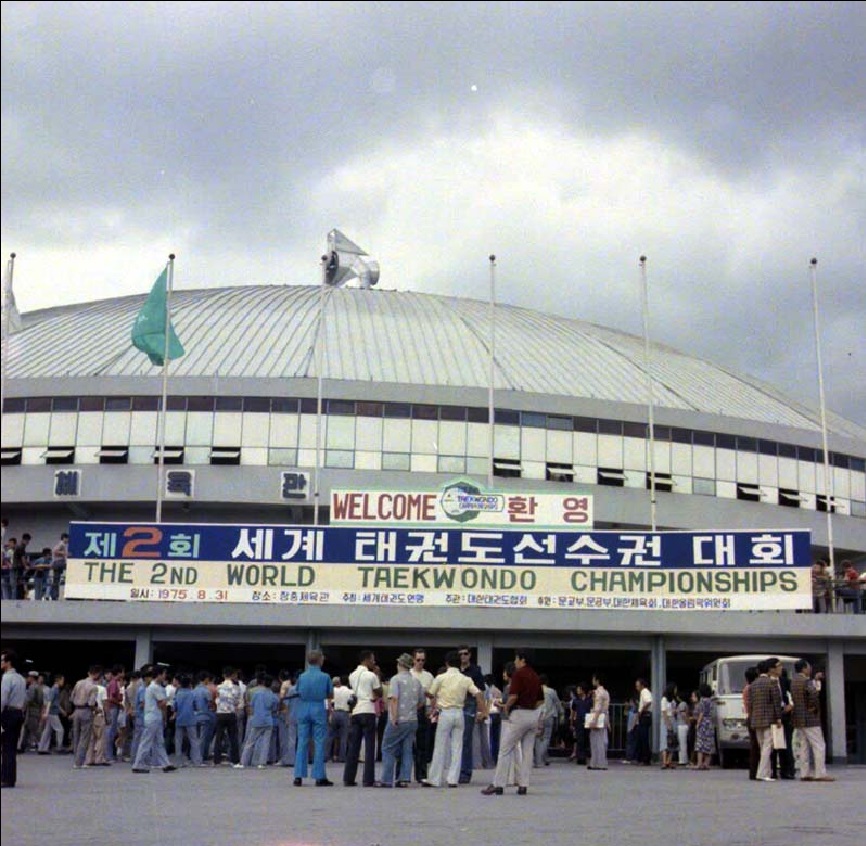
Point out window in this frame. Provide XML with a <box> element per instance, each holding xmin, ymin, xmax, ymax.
<box><xmin>671</xmin><ymin>427</ymin><xmax>692</xmax><ymax>444</ymax></box>
<box><xmin>440</xmin><ymin>406</ymin><xmax>467</xmax><ymax>422</ymax></box>
<box><xmin>850</xmin><ymin>457</ymin><xmax>865</xmax><ymax>473</ymax></box>
<box><xmin>438</xmin><ymin>455</ymin><xmax>466</xmax><ymax>474</ymax></box>
<box><xmin>0</xmin><ymin>448</ymin><xmax>22</xmax><ymax>465</ymax></box>
<box><xmin>623</xmin><ymin>422</ymin><xmax>647</xmax><ymax>438</ymax></box>
<box><xmin>97</xmin><ymin>446</ymin><xmax>129</xmax><ymax>465</ymax></box>
<box><xmin>598</xmin><ymin>419</ymin><xmax>623</xmax><ymax>435</ymax></box>
<box><xmin>692</xmin><ymin>430</ymin><xmax>715</xmax><ymax>447</ymax></box>
<box><xmin>357</xmin><ymin>402</ymin><xmax>383</xmax><ymax>418</ymax></box>
<box><xmin>188</xmin><ymin>396</ymin><xmax>215</xmax><ymax>411</ymax></box>
<box><xmin>493</xmin><ymin>458</ymin><xmax>522</xmax><ymax>478</ymax></box>
<box><xmin>26</xmin><ymin>397</ymin><xmax>52</xmax><ymax>412</ymax></box>
<box><xmin>758</xmin><ymin>440</ymin><xmax>778</xmax><ymax>456</ymax></box>
<box><xmin>243</xmin><ymin>397</ymin><xmax>271</xmax><ymax>413</ymax></box>
<box><xmin>736</xmin><ymin>483</ymin><xmax>762</xmax><ymax>502</ymax></box>
<box><xmin>816</xmin><ymin>495</ymin><xmax>836</xmax><ymax>514</ymax></box>
<box><xmin>383</xmin><ymin>403</ymin><xmax>411</xmax><ymax>419</ymax></box>
<box><xmin>737</xmin><ymin>436</ymin><xmax>757</xmax><ymax>452</ymax></box>
<box><xmin>105</xmin><ymin>397</ymin><xmax>131</xmax><ymax>411</ymax></box>
<box><xmin>716</xmin><ymin>433</ymin><xmax>736</xmax><ymax>450</ymax></box>
<box><xmin>42</xmin><ymin>446</ymin><xmax>75</xmax><ymax>464</ymax></box>
<box><xmin>153</xmin><ymin>446</ymin><xmax>184</xmax><ymax>464</ymax></box>
<box><xmin>494</xmin><ymin>409</ymin><xmax>520</xmax><ymax>426</ymax></box>
<box><xmin>325</xmin><ymin>449</ymin><xmax>354</xmax><ymax>468</ymax></box>
<box><xmin>597</xmin><ymin>467</ymin><xmax>626</xmax><ymax>487</ymax></box>
<box><xmin>548</xmin><ymin>415</ymin><xmax>572</xmax><ymax>431</ymax></box>
<box><xmin>215</xmin><ymin>396</ymin><xmax>243</xmax><ymax>411</ymax></box>
<box><xmin>2</xmin><ymin>397</ymin><xmax>25</xmax><ymax>413</ymax></box>
<box><xmin>778</xmin><ymin>488</ymin><xmax>802</xmax><ymax>508</ymax></box>
<box><xmin>573</xmin><ymin>417</ymin><xmax>597</xmax><ymax>433</ymax></box>
<box><xmin>467</xmin><ymin>407</ymin><xmax>489</xmax><ymax>423</ymax></box>
<box><xmin>647</xmin><ymin>472</ymin><xmax>673</xmax><ymax>493</ymax></box>
<box><xmin>167</xmin><ymin>396</ymin><xmax>186</xmax><ymax>411</ymax></box>
<box><xmin>272</xmin><ymin>398</ymin><xmax>299</xmax><ymax>413</ymax></box>
<box><xmin>547</xmin><ymin>462</ymin><xmax>575</xmax><ymax>482</ymax></box>
<box><xmin>52</xmin><ymin>397</ymin><xmax>78</xmax><ymax>412</ymax></box>
<box><xmin>382</xmin><ymin>452</ymin><xmax>410</xmax><ymax>471</ymax></box>
<box><xmin>132</xmin><ymin>396</ymin><xmax>160</xmax><ymax>411</ymax></box>
<box><xmin>693</xmin><ymin>477</ymin><xmax>715</xmax><ymax>497</ymax></box>
<box><xmin>411</xmin><ymin>404</ymin><xmax>438</xmax><ymax>420</ymax></box>
<box><xmin>268</xmin><ymin>448</ymin><xmax>298</xmax><ymax>466</ymax></box>
<box><xmin>522</xmin><ymin>411</ymin><xmax>546</xmax><ymax>429</ymax></box>
<box><xmin>778</xmin><ymin>442</ymin><xmax>797</xmax><ymax>459</ymax></box>
<box><xmin>210</xmin><ymin>448</ymin><xmax>241</xmax><ymax>465</ymax></box>
<box><xmin>798</xmin><ymin>446</ymin><xmax>816</xmax><ymax>462</ymax></box>
<box><xmin>327</xmin><ymin>399</ymin><xmax>356</xmax><ymax>416</ymax></box>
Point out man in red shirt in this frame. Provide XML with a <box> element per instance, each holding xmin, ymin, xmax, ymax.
<box><xmin>481</xmin><ymin>648</ymin><xmax>543</xmax><ymax>796</ymax></box>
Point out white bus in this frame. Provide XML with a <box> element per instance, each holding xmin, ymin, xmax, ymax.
<box><xmin>699</xmin><ymin>653</ymin><xmax>799</xmax><ymax>768</ymax></box>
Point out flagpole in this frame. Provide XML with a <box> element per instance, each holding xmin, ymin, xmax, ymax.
<box><xmin>488</xmin><ymin>254</ymin><xmax>496</xmax><ymax>489</ymax></box>
<box><xmin>640</xmin><ymin>255</ymin><xmax>657</xmax><ymax>532</ymax></box>
<box><xmin>1</xmin><ymin>252</ymin><xmax>16</xmax><ymax>417</ymax></box>
<box><xmin>314</xmin><ymin>254</ymin><xmax>329</xmax><ymax>526</ymax></box>
<box><xmin>810</xmin><ymin>257</ymin><xmax>835</xmax><ymax>584</ymax></box>
<box><xmin>155</xmin><ymin>254</ymin><xmax>175</xmax><ymax>524</ymax></box>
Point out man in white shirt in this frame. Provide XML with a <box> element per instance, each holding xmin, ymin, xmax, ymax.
<box><xmin>635</xmin><ymin>678</ymin><xmax>653</xmax><ymax>765</ymax></box>
<box><xmin>342</xmin><ymin>650</ymin><xmax>381</xmax><ymax>787</ymax></box>
<box><xmin>410</xmin><ymin>648</ymin><xmax>434</xmax><ymax>782</ymax></box>
<box><xmin>329</xmin><ymin>676</ymin><xmax>352</xmax><ymax>763</ymax></box>
<box><xmin>423</xmin><ymin>650</ymin><xmax>486</xmax><ymax>788</ymax></box>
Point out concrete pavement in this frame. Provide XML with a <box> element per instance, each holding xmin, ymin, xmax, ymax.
<box><xmin>2</xmin><ymin>755</ymin><xmax>862</xmax><ymax>846</ymax></box>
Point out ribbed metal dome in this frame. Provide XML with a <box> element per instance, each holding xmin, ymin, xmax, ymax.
<box><xmin>6</xmin><ymin>284</ymin><xmax>864</xmax><ymax>439</ymax></box>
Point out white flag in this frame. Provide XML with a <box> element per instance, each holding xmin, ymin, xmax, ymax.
<box><xmin>325</xmin><ymin>229</ymin><xmax>380</xmax><ymax>289</ymax></box>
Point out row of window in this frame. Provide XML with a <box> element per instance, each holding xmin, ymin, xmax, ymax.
<box><xmin>2</xmin><ymin>395</ymin><xmax>863</xmax><ymax>470</ymax></box>
<box><xmin>10</xmin><ymin>445</ymin><xmax>865</xmax><ymax>518</ymax></box>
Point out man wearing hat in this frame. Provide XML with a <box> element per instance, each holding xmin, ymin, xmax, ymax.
<box><xmin>376</xmin><ymin>653</ymin><xmax>425</xmax><ymax>788</ymax></box>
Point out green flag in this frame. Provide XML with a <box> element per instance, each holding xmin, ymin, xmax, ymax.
<box><xmin>131</xmin><ymin>268</ymin><xmax>185</xmax><ymax>366</ymax></box>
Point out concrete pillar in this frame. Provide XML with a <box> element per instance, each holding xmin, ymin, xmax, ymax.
<box><xmin>825</xmin><ymin>643</ymin><xmax>847</xmax><ymax>764</ymax></box>
<box><xmin>306</xmin><ymin>629</ymin><xmax>320</xmax><ymax>667</ymax></box>
<box><xmin>475</xmin><ymin>638</ymin><xmax>494</xmax><ymax>677</ymax></box>
<box><xmin>651</xmin><ymin>636</ymin><xmax>666</xmax><ymax>756</ymax></box>
<box><xmin>134</xmin><ymin>629</ymin><xmax>153</xmax><ymax>670</ymax></box>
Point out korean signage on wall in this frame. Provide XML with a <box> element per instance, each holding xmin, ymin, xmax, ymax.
<box><xmin>65</xmin><ymin>522</ymin><xmax>812</xmax><ymax>610</ymax></box>
<box><xmin>331</xmin><ymin>481</ymin><xmax>592</xmax><ymax>528</ymax></box>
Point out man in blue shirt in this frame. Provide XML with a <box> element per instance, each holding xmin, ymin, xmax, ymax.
<box><xmin>131</xmin><ymin>665</ymin><xmax>176</xmax><ymax>773</ymax></box>
<box><xmin>293</xmin><ymin>650</ymin><xmax>333</xmax><ymax>786</ymax></box>
<box><xmin>172</xmin><ymin>673</ymin><xmax>202</xmax><ymax>767</ymax></box>
<box><xmin>1</xmin><ymin>649</ymin><xmax>27</xmax><ymax>787</ymax></box>
<box><xmin>192</xmin><ymin>671</ymin><xmax>214</xmax><ymax>763</ymax></box>
<box><xmin>240</xmin><ymin>674</ymin><xmax>278</xmax><ymax>768</ymax></box>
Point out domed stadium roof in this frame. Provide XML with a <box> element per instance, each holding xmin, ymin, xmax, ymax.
<box><xmin>7</xmin><ymin>283</ymin><xmax>865</xmax><ymax>440</ymax></box>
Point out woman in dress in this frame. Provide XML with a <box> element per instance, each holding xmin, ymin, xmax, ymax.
<box><xmin>660</xmin><ymin>683</ymin><xmax>679</xmax><ymax>769</ymax></box>
<box><xmin>694</xmin><ymin>683</ymin><xmax>716</xmax><ymax>770</ymax></box>
<box><xmin>587</xmin><ymin>673</ymin><xmax>609</xmax><ymax>770</ymax></box>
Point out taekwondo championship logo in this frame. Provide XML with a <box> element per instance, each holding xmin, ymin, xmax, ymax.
<box><xmin>439</xmin><ymin>481</ymin><xmax>505</xmax><ymax>524</ymax></box>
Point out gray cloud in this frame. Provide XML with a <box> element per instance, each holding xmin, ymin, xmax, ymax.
<box><xmin>2</xmin><ymin>1</ymin><xmax>864</xmax><ymax>424</ymax></box>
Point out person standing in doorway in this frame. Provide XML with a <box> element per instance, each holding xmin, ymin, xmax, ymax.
<box><xmin>635</xmin><ymin>678</ymin><xmax>653</xmax><ymax>765</ymax></box>
<box><xmin>1</xmin><ymin>649</ymin><xmax>27</xmax><ymax>788</ymax></box>
<box><xmin>587</xmin><ymin>673</ymin><xmax>610</xmax><ymax>770</ymax></box>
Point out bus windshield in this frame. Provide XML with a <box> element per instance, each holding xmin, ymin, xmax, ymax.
<box><xmin>716</xmin><ymin>658</ymin><xmax>798</xmax><ymax>695</ymax></box>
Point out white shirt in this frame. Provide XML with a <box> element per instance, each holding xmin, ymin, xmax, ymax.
<box><xmin>349</xmin><ymin>665</ymin><xmax>381</xmax><ymax>716</ymax></box>
<box><xmin>332</xmin><ymin>685</ymin><xmax>353</xmax><ymax>711</ymax></box>
<box><xmin>638</xmin><ymin>686</ymin><xmax>652</xmax><ymax>713</ymax></box>
<box><xmin>410</xmin><ymin>667</ymin><xmax>434</xmax><ymax>713</ymax></box>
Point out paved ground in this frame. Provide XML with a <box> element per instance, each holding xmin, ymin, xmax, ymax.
<box><xmin>2</xmin><ymin>755</ymin><xmax>863</xmax><ymax>846</ymax></box>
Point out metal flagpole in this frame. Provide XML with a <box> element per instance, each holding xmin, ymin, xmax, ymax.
<box><xmin>314</xmin><ymin>255</ymin><xmax>329</xmax><ymax>526</ymax></box>
<box><xmin>640</xmin><ymin>255</ymin><xmax>657</xmax><ymax>532</ymax></box>
<box><xmin>488</xmin><ymin>254</ymin><xmax>496</xmax><ymax>489</ymax></box>
<box><xmin>155</xmin><ymin>254</ymin><xmax>175</xmax><ymax>524</ymax></box>
<box><xmin>1</xmin><ymin>253</ymin><xmax>16</xmax><ymax>417</ymax></box>
<box><xmin>809</xmin><ymin>257</ymin><xmax>835</xmax><ymax>581</ymax></box>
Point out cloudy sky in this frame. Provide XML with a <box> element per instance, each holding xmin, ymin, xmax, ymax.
<box><xmin>2</xmin><ymin>2</ymin><xmax>864</xmax><ymax>425</ymax></box>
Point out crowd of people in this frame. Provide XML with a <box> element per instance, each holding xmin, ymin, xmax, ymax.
<box><xmin>0</xmin><ymin>520</ymin><xmax>68</xmax><ymax>601</ymax></box>
<box><xmin>0</xmin><ymin>646</ymin><xmax>837</xmax><ymax>791</ymax></box>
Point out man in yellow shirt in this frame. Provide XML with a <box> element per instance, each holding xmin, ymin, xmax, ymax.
<box><xmin>422</xmin><ymin>651</ymin><xmax>486</xmax><ymax>788</ymax></box>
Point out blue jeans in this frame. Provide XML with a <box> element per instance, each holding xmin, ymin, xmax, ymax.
<box><xmin>379</xmin><ymin>720</ymin><xmax>416</xmax><ymax>785</ymax></box>
<box><xmin>295</xmin><ymin>703</ymin><xmax>328</xmax><ymax>780</ymax></box>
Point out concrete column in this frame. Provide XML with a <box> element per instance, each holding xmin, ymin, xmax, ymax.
<box><xmin>825</xmin><ymin>643</ymin><xmax>847</xmax><ymax>764</ymax></box>
<box><xmin>651</xmin><ymin>636</ymin><xmax>666</xmax><ymax>755</ymax></box>
<box><xmin>475</xmin><ymin>638</ymin><xmax>494</xmax><ymax>677</ymax></box>
<box><xmin>134</xmin><ymin>629</ymin><xmax>153</xmax><ymax>670</ymax></box>
<box><xmin>306</xmin><ymin>629</ymin><xmax>320</xmax><ymax>667</ymax></box>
